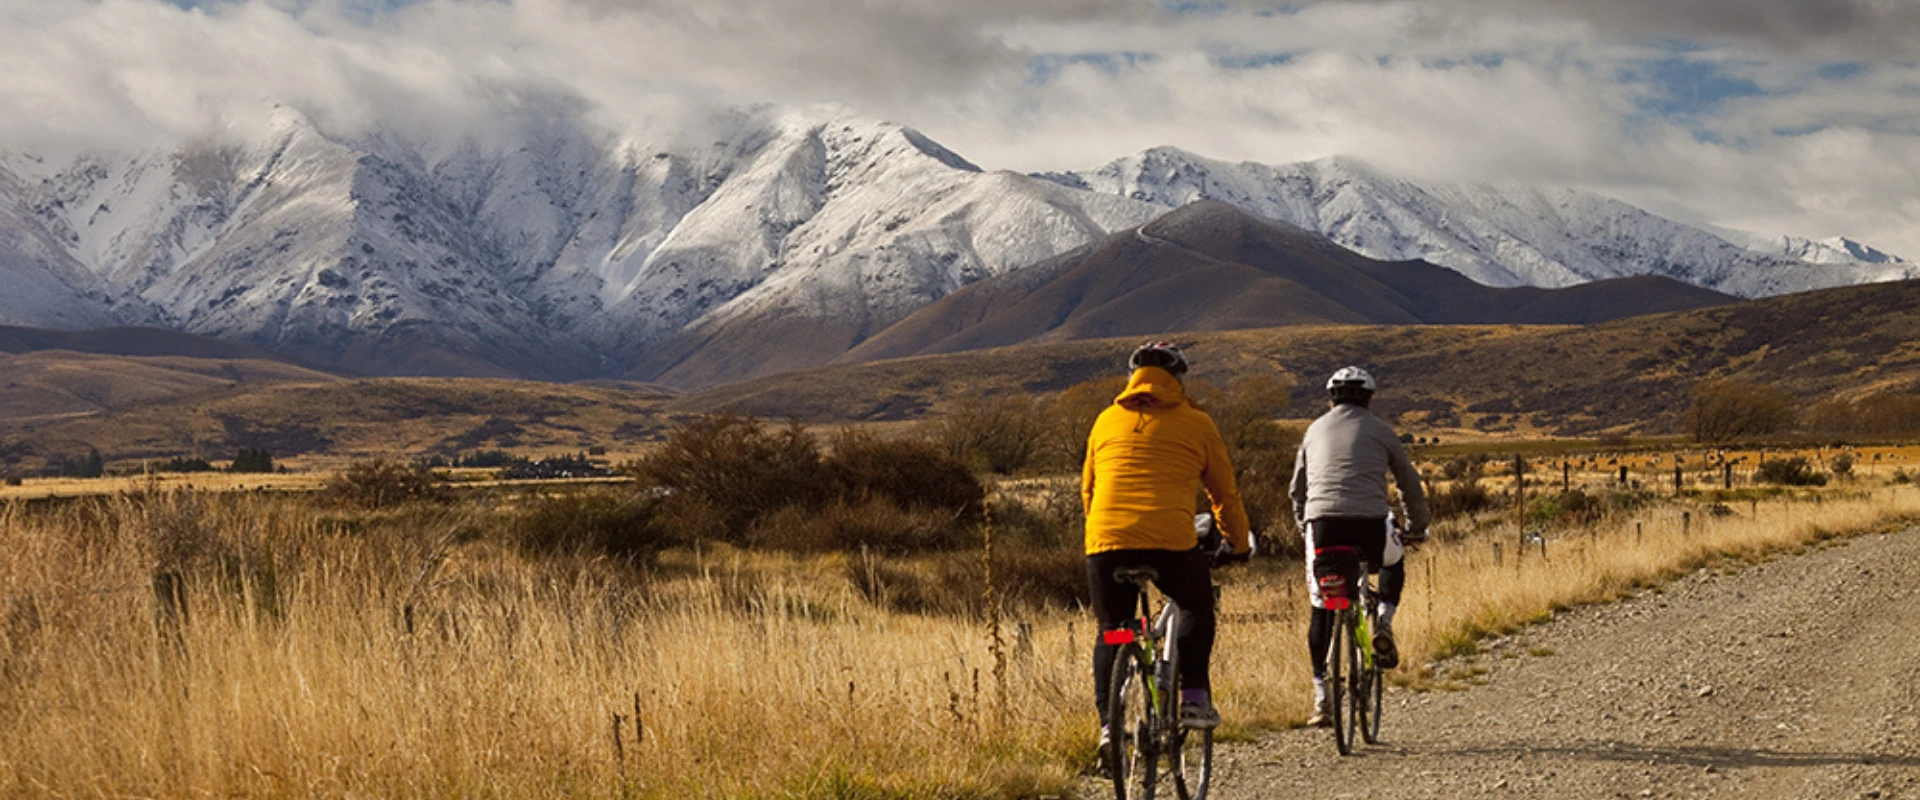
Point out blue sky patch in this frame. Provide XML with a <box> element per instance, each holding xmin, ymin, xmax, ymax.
<box><xmin>1029</xmin><ymin>52</ymin><xmax>1159</xmax><ymax>85</ymax></box>
<box><xmin>1212</xmin><ymin>51</ymin><xmax>1297</xmax><ymax>70</ymax></box>
<box><xmin>1619</xmin><ymin>56</ymin><xmax>1768</xmax><ymax>117</ymax></box>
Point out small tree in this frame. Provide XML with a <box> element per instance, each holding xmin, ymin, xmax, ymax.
<box><xmin>229</xmin><ymin>447</ymin><xmax>275</xmax><ymax>474</ymax></box>
<box><xmin>1686</xmin><ymin>380</ymin><xmax>1795</xmax><ymax>442</ymax></box>
<box><xmin>57</xmin><ymin>448</ymin><xmax>105</xmax><ymax>478</ymax></box>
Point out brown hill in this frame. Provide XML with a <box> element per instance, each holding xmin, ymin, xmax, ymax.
<box><xmin>7</xmin><ymin>275</ymin><xmax>1911</xmax><ymax>470</ymax></box>
<box><xmin>682</xmin><ymin>277</ymin><xmax>1920</xmax><ymax>435</ymax></box>
<box><xmin>0</xmin><ymin>351</ymin><xmax>340</xmax><ymax>420</ymax></box>
<box><xmin>842</xmin><ymin>201</ymin><xmax>1737</xmax><ymax>362</ymax></box>
<box><xmin>0</xmin><ymin>376</ymin><xmax>675</xmax><ymax>470</ymax></box>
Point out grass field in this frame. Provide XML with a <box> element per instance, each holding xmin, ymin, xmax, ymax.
<box><xmin>3</xmin><ymin>469</ymin><xmax>1918</xmax><ymax>798</ymax></box>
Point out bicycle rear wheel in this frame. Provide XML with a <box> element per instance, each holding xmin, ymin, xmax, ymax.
<box><xmin>1108</xmin><ymin>645</ymin><xmax>1159</xmax><ymax>800</ymax></box>
<box><xmin>1328</xmin><ymin>610</ymin><xmax>1358</xmax><ymax>755</ymax></box>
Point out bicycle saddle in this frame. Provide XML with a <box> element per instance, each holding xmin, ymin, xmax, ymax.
<box><xmin>1113</xmin><ymin>566</ymin><xmax>1159</xmax><ymax>584</ymax></box>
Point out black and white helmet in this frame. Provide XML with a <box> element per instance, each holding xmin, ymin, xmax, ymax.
<box><xmin>1326</xmin><ymin>366</ymin><xmax>1376</xmax><ymax>403</ymax></box>
<box><xmin>1129</xmin><ymin>341</ymin><xmax>1189</xmax><ymax>376</ymax></box>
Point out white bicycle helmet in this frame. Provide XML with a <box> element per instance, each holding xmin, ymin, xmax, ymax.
<box><xmin>1129</xmin><ymin>341</ymin><xmax>1189</xmax><ymax>376</ymax></box>
<box><xmin>1326</xmin><ymin>366</ymin><xmax>1376</xmax><ymax>404</ymax></box>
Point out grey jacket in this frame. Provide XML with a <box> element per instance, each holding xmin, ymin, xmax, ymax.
<box><xmin>1289</xmin><ymin>404</ymin><xmax>1431</xmax><ymax>532</ymax></box>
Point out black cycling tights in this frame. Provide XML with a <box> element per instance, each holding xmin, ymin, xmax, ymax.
<box><xmin>1308</xmin><ymin>560</ymin><xmax>1406</xmax><ymax>679</ymax></box>
<box><xmin>1088</xmin><ymin>549</ymin><xmax>1215</xmax><ymax>717</ymax></box>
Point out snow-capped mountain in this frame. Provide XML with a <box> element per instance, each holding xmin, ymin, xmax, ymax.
<box><xmin>1044</xmin><ymin>148</ymin><xmax>1917</xmax><ymax>298</ymax></box>
<box><xmin>1708</xmin><ymin>226</ymin><xmax>1912</xmax><ymax>268</ymax></box>
<box><xmin>0</xmin><ymin>106</ymin><xmax>1154</xmax><ymax>381</ymax></box>
<box><xmin>0</xmin><ymin>108</ymin><xmax>1912</xmax><ymax>386</ymax></box>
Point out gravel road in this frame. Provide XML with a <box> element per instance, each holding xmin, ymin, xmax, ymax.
<box><xmin>1204</xmin><ymin>526</ymin><xmax>1920</xmax><ymax>800</ymax></box>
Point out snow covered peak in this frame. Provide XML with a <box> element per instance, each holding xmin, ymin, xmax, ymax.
<box><xmin>1055</xmin><ymin>150</ymin><xmax>1918</xmax><ymax>297</ymax></box>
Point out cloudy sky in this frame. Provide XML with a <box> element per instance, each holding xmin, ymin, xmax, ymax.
<box><xmin>4</xmin><ymin>0</ymin><xmax>1917</xmax><ymax>256</ymax></box>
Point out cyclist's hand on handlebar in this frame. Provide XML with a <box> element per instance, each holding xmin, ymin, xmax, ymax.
<box><xmin>1401</xmin><ymin>527</ymin><xmax>1429</xmax><ymax>552</ymax></box>
<box><xmin>1209</xmin><ymin>539</ymin><xmax>1251</xmax><ymax>568</ymax></box>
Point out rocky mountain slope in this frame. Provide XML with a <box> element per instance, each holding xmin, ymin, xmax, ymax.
<box><xmin>0</xmin><ymin>106</ymin><xmax>1910</xmax><ymax>386</ymax></box>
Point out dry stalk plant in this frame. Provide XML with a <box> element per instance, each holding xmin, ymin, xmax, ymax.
<box><xmin>1</xmin><ymin>485</ymin><xmax>1916</xmax><ymax>798</ymax></box>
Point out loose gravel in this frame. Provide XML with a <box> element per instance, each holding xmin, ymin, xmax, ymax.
<box><xmin>1202</xmin><ymin>526</ymin><xmax>1920</xmax><ymax>800</ymax></box>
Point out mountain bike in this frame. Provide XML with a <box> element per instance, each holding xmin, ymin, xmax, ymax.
<box><xmin>1315</xmin><ymin>546</ymin><xmax>1384</xmax><ymax>755</ymax></box>
<box><xmin>1104</xmin><ymin>566</ymin><xmax>1212</xmax><ymax>800</ymax></box>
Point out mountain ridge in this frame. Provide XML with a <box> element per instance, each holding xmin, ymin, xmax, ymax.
<box><xmin>0</xmin><ymin>106</ymin><xmax>1910</xmax><ymax>386</ymax></box>
<box><xmin>841</xmin><ymin>201</ymin><xmax>1739</xmax><ymax>363</ymax></box>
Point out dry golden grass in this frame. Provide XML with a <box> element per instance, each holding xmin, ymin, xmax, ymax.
<box><xmin>2</xmin><ymin>484</ymin><xmax>1917</xmax><ymax>798</ymax></box>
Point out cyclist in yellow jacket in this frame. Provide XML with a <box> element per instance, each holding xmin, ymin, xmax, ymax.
<box><xmin>1085</xmin><ymin>341</ymin><xmax>1252</xmax><ymax>737</ymax></box>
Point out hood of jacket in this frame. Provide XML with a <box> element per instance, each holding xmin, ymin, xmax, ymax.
<box><xmin>1115</xmin><ymin>366</ymin><xmax>1187</xmax><ymax>411</ymax></box>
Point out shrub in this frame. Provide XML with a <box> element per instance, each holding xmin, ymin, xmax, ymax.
<box><xmin>154</xmin><ymin>456</ymin><xmax>216</xmax><ymax>473</ymax></box>
<box><xmin>1755</xmin><ymin>457</ymin><xmax>1828</xmax><ymax>487</ymax></box>
<box><xmin>1686</xmin><ymin>380</ymin><xmax>1795</xmax><ymax>442</ymax></box>
<box><xmin>638</xmin><ymin>412</ymin><xmax>827</xmax><ymax>543</ymax></box>
<box><xmin>325</xmin><ymin>459</ymin><xmax>446</xmax><ymax>508</ymax></box>
<box><xmin>825</xmin><ymin>431</ymin><xmax>983</xmax><ymax>523</ymax></box>
<box><xmin>1431</xmin><ymin>479</ymin><xmax>1494</xmax><ymax>520</ymax></box>
<box><xmin>986</xmin><ymin>484</ymin><xmax>1083</xmax><ymax>551</ymax></box>
<box><xmin>1830</xmin><ymin>452</ymin><xmax>1855</xmax><ymax>477</ymax></box>
<box><xmin>1442</xmin><ymin>454</ymin><xmax>1490</xmax><ymax>482</ymax></box>
<box><xmin>937</xmin><ymin>395</ymin><xmax>1049</xmax><ymax>475</ymax></box>
<box><xmin>1893</xmin><ymin>468</ymin><xmax>1912</xmax><ymax>485</ymax></box>
<box><xmin>1525</xmin><ymin>489</ymin><xmax>1602</xmax><ymax>528</ymax></box>
<box><xmin>512</xmin><ymin>489</ymin><xmax>670</xmax><ymax>560</ymax></box>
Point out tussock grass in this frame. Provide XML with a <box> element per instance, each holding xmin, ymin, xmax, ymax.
<box><xmin>2</xmin><ymin>485</ymin><xmax>1916</xmax><ymax>797</ymax></box>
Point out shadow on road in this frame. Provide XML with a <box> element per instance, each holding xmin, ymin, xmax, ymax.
<box><xmin>1419</xmin><ymin>741</ymin><xmax>1920</xmax><ymax>770</ymax></box>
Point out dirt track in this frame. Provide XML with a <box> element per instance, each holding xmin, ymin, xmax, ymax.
<box><xmin>1206</xmin><ymin>525</ymin><xmax>1920</xmax><ymax>800</ymax></box>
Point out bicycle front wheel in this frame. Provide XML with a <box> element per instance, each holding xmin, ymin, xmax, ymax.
<box><xmin>1361</xmin><ymin>631</ymin><xmax>1384</xmax><ymax>745</ymax></box>
<box><xmin>1171</xmin><ymin>682</ymin><xmax>1211</xmax><ymax>800</ymax></box>
<box><xmin>1108</xmin><ymin>645</ymin><xmax>1159</xmax><ymax>800</ymax></box>
<box><xmin>1330</xmin><ymin>610</ymin><xmax>1359</xmax><ymax>755</ymax></box>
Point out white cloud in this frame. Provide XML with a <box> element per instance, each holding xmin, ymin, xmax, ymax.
<box><xmin>0</xmin><ymin>0</ymin><xmax>1915</xmax><ymax>257</ymax></box>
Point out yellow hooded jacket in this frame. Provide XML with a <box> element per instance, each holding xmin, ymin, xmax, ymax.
<box><xmin>1082</xmin><ymin>366</ymin><xmax>1252</xmax><ymax>555</ymax></box>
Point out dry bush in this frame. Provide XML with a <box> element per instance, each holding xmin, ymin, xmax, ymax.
<box><xmin>986</xmin><ymin>484</ymin><xmax>1083</xmax><ymax>551</ymax></box>
<box><xmin>1431</xmin><ymin>479</ymin><xmax>1495</xmax><ymax>520</ymax></box>
<box><xmin>324</xmin><ymin>459</ymin><xmax>445</xmax><ymax>508</ymax></box>
<box><xmin>638</xmin><ymin>412</ymin><xmax>827</xmax><ymax>543</ymax></box>
<box><xmin>1756</xmin><ymin>456</ymin><xmax>1828</xmax><ymax>486</ymax></box>
<box><xmin>636</xmin><ymin>416</ymin><xmax>985</xmax><ymax>551</ymax></box>
<box><xmin>1524</xmin><ymin>489</ymin><xmax>1603</xmax><ymax>527</ymax></box>
<box><xmin>825</xmin><ymin>430</ymin><xmax>984</xmax><ymax>523</ymax></box>
<box><xmin>937</xmin><ymin>395</ymin><xmax>1049</xmax><ymax>474</ymax></box>
<box><xmin>1686</xmin><ymin>379</ymin><xmax>1795</xmax><ymax>442</ymax></box>
<box><xmin>510</xmin><ymin>488</ymin><xmax>672</xmax><ymax>561</ymax></box>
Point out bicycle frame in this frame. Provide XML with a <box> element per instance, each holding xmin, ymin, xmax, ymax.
<box><xmin>1103</xmin><ymin>588</ymin><xmax>1184</xmax><ymax>718</ymax></box>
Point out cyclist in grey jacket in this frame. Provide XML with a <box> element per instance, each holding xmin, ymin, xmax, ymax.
<box><xmin>1290</xmin><ymin>366</ymin><xmax>1430</xmax><ymax>726</ymax></box>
